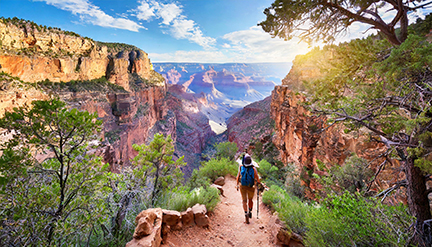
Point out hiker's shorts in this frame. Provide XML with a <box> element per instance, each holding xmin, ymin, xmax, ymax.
<box><xmin>240</xmin><ymin>185</ymin><xmax>255</xmax><ymax>201</ymax></box>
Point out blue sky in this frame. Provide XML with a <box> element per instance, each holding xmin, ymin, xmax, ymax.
<box><xmin>0</xmin><ymin>0</ymin><xmax>429</xmax><ymax>63</ymax></box>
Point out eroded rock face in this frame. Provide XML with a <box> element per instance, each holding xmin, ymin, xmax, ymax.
<box><xmin>127</xmin><ymin>208</ymin><xmax>163</xmax><ymax>247</ymax></box>
<box><xmin>0</xmin><ymin>21</ymin><xmax>153</xmax><ymax>87</ymax></box>
<box><xmin>164</xmin><ymin>84</ymin><xmax>216</xmax><ymax>176</ymax></box>
<box><xmin>57</xmin><ymin>85</ymin><xmax>168</xmax><ymax>170</ymax></box>
<box><xmin>226</xmin><ymin>96</ymin><xmax>274</xmax><ymax>151</ymax></box>
<box><xmin>270</xmin><ymin>85</ymin><xmax>402</xmax><ymax>199</ymax></box>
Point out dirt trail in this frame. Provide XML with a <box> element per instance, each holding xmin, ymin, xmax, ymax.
<box><xmin>162</xmin><ymin>175</ymin><xmax>278</xmax><ymax>247</ymax></box>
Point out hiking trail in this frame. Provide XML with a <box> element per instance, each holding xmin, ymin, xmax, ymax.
<box><xmin>161</xmin><ymin>175</ymin><xmax>278</xmax><ymax>247</ymax></box>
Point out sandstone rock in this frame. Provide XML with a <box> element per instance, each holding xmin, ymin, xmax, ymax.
<box><xmin>127</xmin><ymin>208</ymin><xmax>162</xmax><ymax>247</ymax></box>
<box><xmin>181</xmin><ymin>207</ymin><xmax>195</xmax><ymax>227</ymax></box>
<box><xmin>289</xmin><ymin>232</ymin><xmax>305</xmax><ymax>247</ymax></box>
<box><xmin>192</xmin><ymin>204</ymin><xmax>209</xmax><ymax>227</ymax></box>
<box><xmin>162</xmin><ymin>209</ymin><xmax>181</xmax><ymax>227</ymax></box>
<box><xmin>171</xmin><ymin>221</ymin><xmax>183</xmax><ymax>231</ymax></box>
<box><xmin>133</xmin><ymin>208</ymin><xmax>162</xmax><ymax>239</ymax></box>
<box><xmin>161</xmin><ymin>222</ymin><xmax>169</xmax><ymax>244</ymax></box>
<box><xmin>211</xmin><ymin>184</ymin><xmax>224</xmax><ymax>196</ymax></box>
<box><xmin>276</xmin><ymin>228</ymin><xmax>292</xmax><ymax>246</ymax></box>
<box><xmin>214</xmin><ymin>176</ymin><xmax>225</xmax><ymax>186</ymax></box>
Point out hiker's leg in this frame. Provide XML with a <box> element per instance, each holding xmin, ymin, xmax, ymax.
<box><xmin>248</xmin><ymin>198</ymin><xmax>253</xmax><ymax>211</ymax></box>
<box><xmin>240</xmin><ymin>186</ymin><xmax>248</xmax><ymax>211</ymax></box>
<box><xmin>246</xmin><ymin>187</ymin><xmax>255</xmax><ymax>218</ymax></box>
<box><xmin>240</xmin><ymin>186</ymin><xmax>250</xmax><ymax>223</ymax></box>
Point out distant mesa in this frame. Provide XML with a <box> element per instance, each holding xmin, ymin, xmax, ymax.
<box><xmin>154</xmin><ymin>62</ymin><xmax>291</xmax><ymax>133</ymax></box>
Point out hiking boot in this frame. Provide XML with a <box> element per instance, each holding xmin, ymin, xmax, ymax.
<box><xmin>245</xmin><ymin>213</ymin><xmax>250</xmax><ymax>224</ymax></box>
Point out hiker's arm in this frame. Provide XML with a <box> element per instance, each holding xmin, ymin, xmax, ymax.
<box><xmin>254</xmin><ymin>167</ymin><xmax>260</xmax><ymax>184</ymax></box>
<box><xmin>236</xmin><ymin>165</ymin><xmax>241</xmax><ymax>190</ymax></box>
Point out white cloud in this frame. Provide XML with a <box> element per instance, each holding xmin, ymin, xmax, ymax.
<box><xmin>36</xmin><ymin>0</ymin><xmax>143</xmax><ymax>31</ymax></box>
<box><xmin>150</xmin><ymin>26</ymin><xmax>313</xmax><ymax>63</ymax></box>
<box><xmin>149</xmin><ymin>50</ymin><xmax>228</xmax><ymax>63</ymax></box>
<box><xmin>221</xmin><ymin>26</ymin><xmax>311</xmax><ymax>62</ymax></box>
<box><xmin>158</xmin><ymin>3</ymin><xmax>182</xmax><ymax>25</ymax></box>
<box><xmin>135</xmin><ymin>1</ymin><xmax>155</xmax><ymax>21</ymax></box>
<box><xmin>134</xmin><ymin>0</ymin><xmax>215</xmax><ymax>49</ymax></box>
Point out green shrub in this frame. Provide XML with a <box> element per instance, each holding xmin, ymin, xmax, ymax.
<box><xmin>305</xmin><ymin>193</ymin><xmax>413</xmax><ymax>246</ymax></box>
<box><xmin>157</xmin><ymin>185</ymin><xmax>220</xmax><ymax>212</ymax></box>
<box><xmin>188</xmin><ymin>158</ymin><xmax>238</xmax><ymax>188</ymax></box>
<box><xmin>315</xmin><ymin>154</ymin><xmax>374</xmax><ymax>196</ymax></box>
<box><xmin>263</xmin><ymin>186</ymin><xmax>413</xmax><ymax>246</ymax></box>
<box><xmin>214</xmin><ymin>141</ymin><xmax>238</xmax><ymax>160</ymax></box>
<box><xmin>262</xmin><ymin>185</ymin><xmax>310</xmax><ymax>234</ymax></box>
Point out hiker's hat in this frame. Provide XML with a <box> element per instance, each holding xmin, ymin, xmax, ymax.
<box><xmin>244</xmin><ymin>156</ymin><xmax>252</xmax><ymax>166</ymax></box>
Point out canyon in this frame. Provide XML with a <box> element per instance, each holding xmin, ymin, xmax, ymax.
<box><xmin>0</xmin><ymin>18</ymin><xmax>398</xmax><ymax>200</ymax></box>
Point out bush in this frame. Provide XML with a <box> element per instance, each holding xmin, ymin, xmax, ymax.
<box><xmin>262</xmin><ymin>185</ymin><xmax>310</xmax><ymax>234</ymax></box>
<box><xmin>214</xmin><ymin>141</ymin><xmax>238</xmax><ymax>160</ymax></box>
<box><xmin>315</xmin><ymin>154</ymin><xmax>374</xmax><ymax>196</ymax></box>
<box><xmin>188</xmin><ymin>158</ymin><xmax>238</xmax><ymax>188</ymax></box>
<box><xmin>304</xmin><ymin>193</ymin><xmax>413</xmax><ymax>246</ymax></box>
<box><xmin>157</xmin><ymin>185</ymin><xmax>220</xmax><ymax>212</ymax></box>
<box><xmin>263</xmin><ymin>186</ymin><xmax>413</xmax><ymax>246</ymax></box>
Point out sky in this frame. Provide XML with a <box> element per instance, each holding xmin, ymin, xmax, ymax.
<box><xmin>0</xmin><ymin>0</ymin><xmax>430</xmax><ymax>63</ymax></box>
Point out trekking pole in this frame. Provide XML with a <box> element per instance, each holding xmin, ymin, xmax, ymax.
<box><xmin>257</xmin><ymin>182</ymin><xmax>259</xmax><ymax>219</ymax></box>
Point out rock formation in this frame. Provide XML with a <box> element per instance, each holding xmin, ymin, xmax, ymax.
<box><xmin>127</xmin><ymin>204</ymin><xmax>210</xmax><ymax>247</ymax></box>
<box><xmin>270</xmin><ymin>51</ymin><xmax>402</xmax><ymax>199</ymax></box>
<box><xmin>0</xmin><ymin>19</ymin><xmax>168</xmax><ymax>169</ymax></box>
<box><xmin>226</xmin><ymin>96</ymin><xmax>274</xmax><ymax>152</ymax></box>
<box><xmin>0</xmin><ymin>19</ymin><xmax>156</xmax><ymax>87</ymax></box>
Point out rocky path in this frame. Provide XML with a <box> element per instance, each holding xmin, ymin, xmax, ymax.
<box><xmin>161</xmin><ymin>175</ymin><xmax>278</xmax><ymax>247</ymax></box>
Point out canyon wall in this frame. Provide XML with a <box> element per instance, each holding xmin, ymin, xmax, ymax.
<box><xmin>0</xmin><ymin>20</ymin><xmax>156</xmax><ymax>90</ymax></box>
<box><xmin>271</xmin><ymin>50</ymin><xmax>402</xmax><ymax>198</ymax></box>
<box><xmin>0</xmin><ymin>19</ymin><xmax>169</xmax><ymax>170</ymax></box>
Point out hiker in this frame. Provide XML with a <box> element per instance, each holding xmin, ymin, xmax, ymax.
<box><xmin>241</xmin><ymin>148</ymin><xmax>253</xmax><ymax>165</ymax></box>
<box><xmin>236</xmin><ymin>155</ymin><xmax>260</xmax><ymax>224</ymax></box>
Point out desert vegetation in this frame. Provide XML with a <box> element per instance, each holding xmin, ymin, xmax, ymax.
<box><xmin>0</xmin><ymin>101</ymin><xmax>237</xmax><ymax>245</ymax></box>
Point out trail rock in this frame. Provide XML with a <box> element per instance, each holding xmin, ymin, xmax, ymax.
<box><xmin>162</xmin><ymin>209</ymin><xmax>181</xmax><ymax>227</ymax></box>
<box><xmin>192</xmin><ymin>204</ymin><xmax>209</xmax><ymax>227</ymax></box>
<box><xmin>211</xmin><ymin>184</ymin><xmax>224</xmax><ymax>196</ymax></box>
<box><xmin>181</xmin><ymin>207</ymin><xmax>195</xmax><ymax>227</ymax></box>
<box><xmin>214</xmin><ymin>176</ymin><xmax>225</xmax><ymax>186</ymax></box>
<box><xmin>127</xmin><ymin>208</ymin><xmax>163</xmax><ymax>247</ymax></box>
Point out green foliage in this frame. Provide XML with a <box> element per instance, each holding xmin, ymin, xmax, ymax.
<box><xmin>132</xmin><ymin>133</ymin><xmax>185</xmax><ymax>206</ymax></box>
<box><xmin>214</xmin><ymin>141</ymin><xmax>238</xmax><ymax>160</ymax></box>
<box><xmin>315</xmin><ymin>154</ymin><xmax>374</xmax><ymax>195</ymax></box>
<box><xmin>157</xmin><ymin>185</ymin><xmax>220</xmax><ymax>212</ymax></box>
<box><xmin>263</xmin><ymin>186</ymin><xmax>413</xmax><ymax>246</ymax></box>
<box><xmin>257</xmin><ymin>159</ymin><xmax>291</xmax><ymax>189</ymax></box>
<box><xmin>259</xmin><ymin>0</ymin><xmax>413</xmax><ymax>45</ymax></box>
<box><xmin>97</xmin><ymin>41</ymin><xmax>140</xmax><ymax>53</ymax></box>
<box><xmin>188</xmin><ymin>158</ymin><xmax>238</xmax><ymax>188</ymax></box>
<box><xmin>262</xmin><ymin>185</ymin><xmax>310</xmax><ymax>234</ymax></box>
<box><xmin>305</xmin><ymin>193</ymin><xmax>413</xmax><ymax>246</ymax></box>
<box><xmin>36</xmin><ymin>77</ymin><xmax>127</xmax><ymax>93</ymax></box>
<box><xmin>0</xmin><ymin>98</ymin><xmax>108</xmax><ymax>245</ymax></box>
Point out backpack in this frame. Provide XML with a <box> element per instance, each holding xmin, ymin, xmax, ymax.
<box><xmin>240</xmin><ymin>165</ymin><xmax>255</xmax><ymax>187</ymax></box>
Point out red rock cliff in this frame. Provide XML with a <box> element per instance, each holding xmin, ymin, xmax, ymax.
<box><xmin>0</xmin><ymin>20</ymin><xmax>155</xmax><ymax>90</ymax></box>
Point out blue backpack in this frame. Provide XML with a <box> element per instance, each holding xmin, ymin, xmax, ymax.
<box><xmin>241</xmin><ymin>165</ymin><xmax>255</xmax><ymax>187</ymax></box>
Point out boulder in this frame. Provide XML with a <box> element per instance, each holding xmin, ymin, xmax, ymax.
<box><xmin>276</xmin><ymin>228</ymin><xmax>292</xmax><ymax>246</ymax></box>
<box><xmin>126</xmin><ymin>208</ymin><xmax>163</xmax><ymax>247</ymax></box>
<box><xmin>192</xmin><ymin>204</ymin><xmax>209</xmax><ymax>227</ymax></box>
<box><xmin>181</xmin><ymin>207</ymin><xmax>195</xmax><ymax>227</ymax></box>
<box><xmin>211</xmin><ymin>184</ymin><xmax>224</xmax><ymax>196</ymax></box>
<box><xmin>214</xmin><ymin>176</ymin><xmax>225</xmax><ymax>186</ymax></box>
<box><xmin>162</xmin><ymin>209</ymin><xmax>181</xmax><ymax>227</ymax></box>
<box><xmin>289</xmin><ymin>233</ymin><xmax>305</xmax><ymax>247</ymax></box>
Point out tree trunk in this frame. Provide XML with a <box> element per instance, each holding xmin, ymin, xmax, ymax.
<box><xmin>405</xmin><ymin>157</ymin><xmax>431</xmax><ymax>245</ymax></box>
